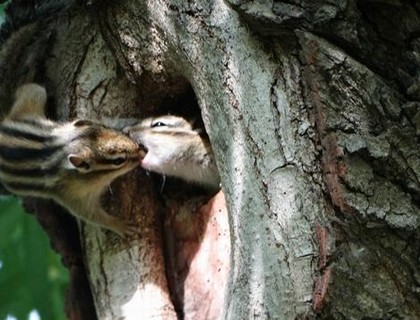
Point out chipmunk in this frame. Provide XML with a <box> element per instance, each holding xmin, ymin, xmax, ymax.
<box><xmin>0</xmin><ymin>83</ymin><xmax>143</xmax><ymax>236</ymax></box>
<box><xmin>124</xmin><ymin>115</ymin><xmax>220</xmax><ymax>190</ymax></box>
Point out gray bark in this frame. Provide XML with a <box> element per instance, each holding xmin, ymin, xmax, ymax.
<box><xmin>96</xmin><ymin>0</ymin><xmax>420</xmax><ymax>318</ymax></box>
<box><xmin>1</xmin><ymin>0</ymin><xmax>419</xmax><ymax>319</ymax></box>
<box><xmin>46</xmin><ymin>9</ymin><xmax>177</xmax><ymax>319</ymax></box>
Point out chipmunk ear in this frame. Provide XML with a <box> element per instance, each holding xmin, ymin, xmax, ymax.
<box><xmin>68</xmin><ymin>154</ymin><xmax>91</xmax><ymax>171</ymax></box>
<box><xmin>73</xmin><ymin>119</ymin><xmax>94</xmax><ymax>127</ymax></box>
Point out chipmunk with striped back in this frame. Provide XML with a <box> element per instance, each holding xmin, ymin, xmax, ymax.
<box><xmin>0</xmin><ymin>83</ymin><xmax>143</xmax><ymax>236</ymax></box>
<box><xmin>124</xmin><ymin>115</ymin><xmax>220</xmax><ymax>190</ymax></box>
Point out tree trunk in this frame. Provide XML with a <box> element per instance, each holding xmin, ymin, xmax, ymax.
<box><xmin>1</xmin><ymin>0</ymin><xmax>419</xmax><ymax>319</ymax></box>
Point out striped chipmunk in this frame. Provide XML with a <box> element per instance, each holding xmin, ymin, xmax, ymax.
<box><xmin>124</xmin><ymin>115</ymin><xmax>220</xmax><ymax>190</ymax></box>
<box><xmin>0</xmin><ymin>83</ymin><xmax>143</xmax><ymax>236</ymax></box>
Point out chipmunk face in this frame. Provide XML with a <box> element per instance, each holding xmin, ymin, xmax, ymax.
<box><xmin>125</xmin><ymin>115</ymin><xmax>200</xmax><ymax>173</ymax></box>
<box><xmin>124</xmin><ymin>115</ymin><xmax>220</xmax><ymax>189</ymax></box>
<box><xmin>66</xmin><ymin>120</ymin><xmax>142</xmax><ymax>175</ymax></box>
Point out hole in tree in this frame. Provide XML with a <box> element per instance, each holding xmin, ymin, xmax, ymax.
<box><xmin>134</xmin><ymin>76</ymin><xmax>228</xmax><ymax>319</ymax></box>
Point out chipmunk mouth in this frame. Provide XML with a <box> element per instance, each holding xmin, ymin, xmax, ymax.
<box><xmin>138</xmin><ymin>143</ymin><xmax>148</xmax><ymax>161</ymax></box>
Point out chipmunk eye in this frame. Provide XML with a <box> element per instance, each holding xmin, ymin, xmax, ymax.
<box><xmin>110</xmin><ymin>157</ymin><xmax>126</xmax><ymax>166</ymax></box>
<box><xmin>151</xmin><ymin>121</ymin><xmax>166</xmax><ymax>128</ymax></box>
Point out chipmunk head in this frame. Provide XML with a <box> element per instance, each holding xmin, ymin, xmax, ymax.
<box><xmin>124</xmin><ymin>115</ymin><xmax>200</xmax><ymax>172</ymax></box>
<box><xmin>66</xmin><ymin>119</ymin><xmax>142</xmax><ymax>176</ymax></box>
<box><xmin>124</xmin><ymin>115</ymin><xmax>219</xmax><ymax>189</ymax></box>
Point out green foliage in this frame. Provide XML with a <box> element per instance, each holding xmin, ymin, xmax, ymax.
<box><xmin>0</xmin><ymin>2</ymin><xmax>9</xmax><ymax>24</ymax></box>
<box><xmin>0</xmin><ymin>4</ymin><xmax>6</xmax><ymax>25</ymax></box>
<box><xmin>0</xmin><ymin>196</ymin><xmax>68</xmax><ymax>320</ymax></box>
<box><xmin>0</xmin><ymin>1</ymin><xmax>12</xmax><ymax>23</ymax></box>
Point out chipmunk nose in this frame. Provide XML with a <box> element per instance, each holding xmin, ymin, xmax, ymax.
<box><xmin>132</xmin><ymin>143</ymin><xmax>146</xmax><ymax>160</ymax></box>
<box><xmin>139</xmin><ymin>148</ymin><xmax>147</xmax><ymax>160</ymax></box>
<box><xmin>138</xmin><ymin>142</ymin><xmax>148</xmax><ymax>158</ymax></box>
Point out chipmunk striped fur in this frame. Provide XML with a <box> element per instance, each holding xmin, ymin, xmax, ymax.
<box><xmin>0</xmin><ymin>84</ymin><xmax>142</xmax><ymax>236</ymax></box>
<box><xmin>124</xmin><ymin>115</ymin><xmax>220</xmax><ymax>190</ymax></box>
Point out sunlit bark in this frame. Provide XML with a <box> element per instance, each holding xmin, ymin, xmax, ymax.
<box><xmin>1</xmin><ymin>0</ymin><xmax>419</xmax><ymax>318</ymax></box>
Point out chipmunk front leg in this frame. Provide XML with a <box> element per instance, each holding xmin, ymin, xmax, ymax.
<box><xmin>70</xmin><ymin>203</ymin><xmax>138</xmax><ymax>237</ymax></box>
<box><xmin>88</xmin><ymin>207</ymin><xmax>138</xmax><ymax>237</ymax></box>
<box><xmin>57</xmin><ymin>191</ymin><xmax>138</xmax><ymax>237</ymax></box>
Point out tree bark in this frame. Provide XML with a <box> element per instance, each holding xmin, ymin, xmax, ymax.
<box><xmin>46</xmin><ymin>6</ymin><xmax>177</xmax><ymax>319</ymax></box>
<box><xmin>1</xmin><ymin>0</ymin><xmax>419</xmax><ymax>319</ymax></box>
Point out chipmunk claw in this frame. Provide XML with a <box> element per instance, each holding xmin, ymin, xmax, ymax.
<box><xmin>122</xmin><ymin>221</ymin><xmax>139</xmax><ymax>238</ymax></box>
<box><xmin>110</xmin><ymin>219</ymin><xmax>138</xmax><ymax>238</ymax></box>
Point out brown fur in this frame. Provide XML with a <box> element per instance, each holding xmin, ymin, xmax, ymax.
<box><xmin>0</xmin><ymin>84</ymin><xmax>142</xmax><ymax>236</ymax></box>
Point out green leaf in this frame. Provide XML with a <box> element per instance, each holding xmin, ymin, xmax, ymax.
<box><xmin>0</xmin><ymin>2</ymin><xmax>9</xmax><ymax>25</ymax></box>
<box><xmin>0</xmin><ymin>196</ymin><xmax>68</xmax><ymax>320</ymax></box>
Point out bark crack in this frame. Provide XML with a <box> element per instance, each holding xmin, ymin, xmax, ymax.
<box><xmin>68</xmin><ymin>32</ymin><xmax>96</xmax><ymax>119</ymax></box>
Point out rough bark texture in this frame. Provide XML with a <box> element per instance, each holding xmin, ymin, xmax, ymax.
<box><xmin>1</xmin><ymin>0</ymin><xmax>419</xmax><ymax>319</ymax></box>
<box><xmin>46</xmin><ymin>6</ymin><xmax>177</xmax><ymax>319</ymax></box>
